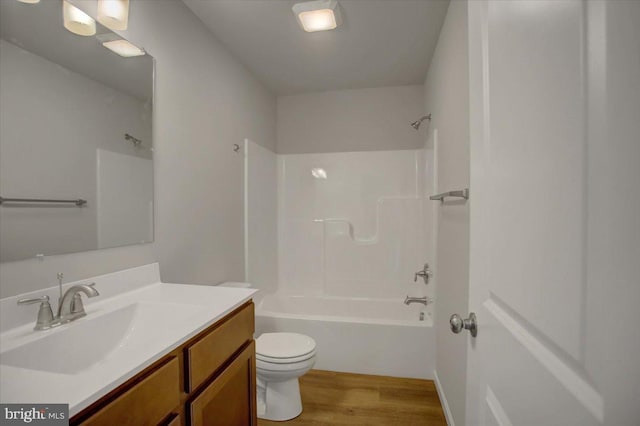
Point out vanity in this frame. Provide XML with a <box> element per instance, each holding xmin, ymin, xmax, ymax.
<box><xmin>0</xmin><ymin>264</ymin><xmax>258</xmax><ymax>426</ymax></box>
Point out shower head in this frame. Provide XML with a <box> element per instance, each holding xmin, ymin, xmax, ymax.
<box><xmin>411</xmin><ymin>114</ymin><xmax>432</xmax><ymax>130</ymax></box>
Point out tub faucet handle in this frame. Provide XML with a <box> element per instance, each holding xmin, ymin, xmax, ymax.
<box><xmin>414</xmin><ymin>263</ymin><xmax>433</xmax><ymax>284</ymax></box>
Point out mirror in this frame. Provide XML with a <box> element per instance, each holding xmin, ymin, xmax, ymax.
<box><xmin>0</xmin><ymin>1</ymin><xmax>154</xmax><ymax>262</ymax></box>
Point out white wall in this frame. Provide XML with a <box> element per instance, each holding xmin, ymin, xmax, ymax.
<box><xmin>244</xmin><ymin>140</ymin><xmax>278</xmax><ymax>295</ymax></box>
<box><xmin>423</xmin><ymin>1</ymin><xmax>470</xmax><ymax>425</ymax></box>
<box><xmin>0</xmin><ymin>39</ymin><xmax>151</xmax><ymax>263</ymax></box>
<box><xmin>277</xmin><ymin>149</ymin><xmax>433</xmax><ymax>303</ymax></box>
<box><xmin>277</xmin><ymin>85</ymin><xmax>424</xmax><ymax>154</ymax></box>
<box><xmin>0</xmin><ymin>0</ymin><xmax>276</xmax><ymax>298</ymax></box>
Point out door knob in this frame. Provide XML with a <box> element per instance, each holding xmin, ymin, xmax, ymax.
<box><xmin>449</xmin><ymin>312</ymin><xmax>477</xmax><ymax>337</ymax></box>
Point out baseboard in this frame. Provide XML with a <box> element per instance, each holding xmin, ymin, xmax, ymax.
<box><xmin>434</xmin><ymin>370</ymin><xmax>455</xmax><ymax>426</ymax></box>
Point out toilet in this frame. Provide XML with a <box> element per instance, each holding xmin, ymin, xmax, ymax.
<box><xmin>217</xmin><ymin>283</ymin><xmax>316</xmax><ymax>421</ymax></box>
<box><xmin>255</xmin><ymin>332</ymin><xmax>317</xmax><ymax>421</ymax></box>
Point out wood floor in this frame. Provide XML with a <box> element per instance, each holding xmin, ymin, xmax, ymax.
<box><xmin>257</xmin><ymin>370</ymin><xmax>447</xmax><ymax>426</ymax></box>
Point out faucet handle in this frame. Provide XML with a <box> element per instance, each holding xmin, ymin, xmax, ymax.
<box><xmin>17</xmin><ymin>295</ymin><xmax>56</xmax><ymax>330</ymax></box>
<box><xmin>70</xmin><ymin>293</ymin><xmax>86</xmax><ymax>315</ymax></box>
<box><xmin>17</xmin><ymin>295</ymin><xmax>50</xmax><ymax>305</ymax></box>
<box><xmin>69</xmin><ymin>283</ymin><xmax>97</xmax><ymax>315</ymax></box>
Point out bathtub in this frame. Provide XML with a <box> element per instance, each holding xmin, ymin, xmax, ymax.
<box><xmin>254</xmin><ymin>294</ymin><xmax>435</xmax><ymax>379</ymax></box>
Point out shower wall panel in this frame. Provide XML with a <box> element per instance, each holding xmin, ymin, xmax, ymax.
<box><xmin>278</xmin><ymin>149</ymin><xmax>434</xmax><ymax>301</ymax></box>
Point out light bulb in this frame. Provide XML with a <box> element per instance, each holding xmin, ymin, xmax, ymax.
<box><xmin>63</xmin><ymin>1</ymin><xmax>96</xmax><ymax>36</ymax></box>
<box><xmin>102</xmin><ymin>40</ymin><xmax>145</xmax><ymax>58</ymax></box>
<box><xmin>298</xmin><ymin>9</ymin><xmax>337</xmax><ymax>32</ymax></box>
<box><xmin>292</xmin><ymin>0</ymin><xmax>342</xmax><ymax>33</ymax></box>
<box><xmin>97</xmin><ymin>0</ymin><xmax>129</xmax><ymax>31</ymax></box>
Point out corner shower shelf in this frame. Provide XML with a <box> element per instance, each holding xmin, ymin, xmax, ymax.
<box><xmin>429</xmin><ymin>188</ymin><xmax>469</xmax><ymax>202</ymax></box>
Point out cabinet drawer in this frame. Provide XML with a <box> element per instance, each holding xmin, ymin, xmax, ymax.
<box><xmin>189</xmin><ymin>341</ymin><xmax>257</xmax><ymax>426</ymax></box>
<box><xmin>186</xmin><ymin>303</ymin><xmax>254</xmax><ymax>392</ymax></box>
<box><xmin>81</xmin><ymin>357</ymin><xmax>180</xmax><ymax>426</ymax></box>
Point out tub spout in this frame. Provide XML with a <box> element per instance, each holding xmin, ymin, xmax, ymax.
<box><xmin>404</xmin><ymin>296</ymin><xmax>429</xmax><ymax>306</ymax></box>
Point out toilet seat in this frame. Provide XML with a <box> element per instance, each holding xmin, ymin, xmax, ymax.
<box><xmin>256</xmin><ymin>333</ymin><xmax>317</xmax><ymax>364</ymax></box>
<box><xmin>256</xmin><ymin>349</ymin><xmax>316</xmax><ymax>364</ymax></box>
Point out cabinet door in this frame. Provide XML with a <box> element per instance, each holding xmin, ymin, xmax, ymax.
<box><xmin>189</xmin><ymin>341</ymin><xmax>257</xmax><ymax>426</ymax></box>
<box><xmin>186</xmin><ymin>303</ymin><xmax>254</xmax><ymax>392</ymax></box>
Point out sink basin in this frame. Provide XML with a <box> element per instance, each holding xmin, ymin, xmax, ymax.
<box><xmin>0</xmin><ymin>302</ymin><xmax>200</xmax><ymax>375</ymax></box>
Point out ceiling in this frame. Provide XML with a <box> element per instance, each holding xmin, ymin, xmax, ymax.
<box><xmin>0</xmin><ymin>0</ymin><xmax>153</xmax><ymax>101</ymax></box>
<box><xmin>182</xmin><ymin>0</ymin><xmax>450</xmax><ymax>95</ymax></box>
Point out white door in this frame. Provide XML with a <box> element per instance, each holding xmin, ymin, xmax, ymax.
<box><xmin>465</xmin><ymin>1</ymin><xmax>640</xmax><ymax>425</ymax></box>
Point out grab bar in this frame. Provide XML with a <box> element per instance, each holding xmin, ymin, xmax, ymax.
<box><xmin>0</xmin><ymin>197</ymin><xmax>87</xmax><ymax>207</ymax></box>
<box><xmin>429</xmin><ymin>188</ymin><xmax>469</xmax><ymax>202</ymax></box>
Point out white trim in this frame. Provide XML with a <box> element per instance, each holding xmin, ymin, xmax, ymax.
<box><xmin>434</xmin><ymin>369</ymin><xmax>454</xmax><ymax>426</ymax></box>
<box><xmin>243</xmin><ymin>138</ymin><xmax>250</xmax><ymax>281</ymax></box>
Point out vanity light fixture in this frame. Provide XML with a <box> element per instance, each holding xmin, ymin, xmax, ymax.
<box><xmin>292</xmin><ymin>0</ymin><xmax>342</xmax><ymax>33</ymax></box>
<box><xmin>97</xmin><ymin>0</ymin><xmax>129</xmax><ymax>31</ymax></box>
<box><xmin>102</xmin><ymin>39</ymin><xmax>145</xmax><ymax>57</ymax></box>
<box><xmin>63</xmin><ymin>1</ymin><xmax>96</xmax><ymax>36</ymax></box>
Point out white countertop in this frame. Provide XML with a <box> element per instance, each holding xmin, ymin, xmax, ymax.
<box><xmin>0</xmin><ymin>277</ymin><xmax>256</xmax><ymax>416</ymax></box>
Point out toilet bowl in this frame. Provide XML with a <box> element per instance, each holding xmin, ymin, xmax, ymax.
<box><xmin>255</xmin><ymin>332</ymin><xmax>316</xmax><ymax>421</ymax></box>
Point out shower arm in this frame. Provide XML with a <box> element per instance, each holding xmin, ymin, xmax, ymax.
<box><xmin>411</xmin><ymin>114</ymin><xmax>432</xmax><ymax>130</ymax></box>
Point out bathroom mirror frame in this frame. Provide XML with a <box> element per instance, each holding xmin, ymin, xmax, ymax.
<box><xmin>0</xmin><ymin>0</ymin><xmax>155</xmax><ymax>263</ymax></box>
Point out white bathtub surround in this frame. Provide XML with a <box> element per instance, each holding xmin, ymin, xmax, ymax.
<box><xmin>0</xmin><ymin>263</ymin><xmax>256</xmax><ymax>416</ymax></box>
<box><xmin>244</xmin><ymin>139</ymin><xmax>278</xmax><ymax>295</ymax></box>
<box><xmin>255</xmin><ymin>294</ymin><xmax>434</xmax><ymax>380</ymax></box>
<box><xmin>277</xmin><ymin>149</ymin><xmax>434</xmax><ymax>301</ymax></box>
<box><xmin>245</xmin><ymin>148</ymin><xmax>436</xmax><ymax>379</ymax></box>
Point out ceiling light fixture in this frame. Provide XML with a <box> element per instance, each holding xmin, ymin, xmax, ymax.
<box><xmin>102</xmin><ymin>39</ymin><xmax>145</xmax><ymax>57</ymax></box>
<box><xmin>292</xmin><ymin>0</ymin><xmax>342</xmax><ymax>33</ymax></box>
<box><xmin>63</xmin><ymin>1</ymin><xmax>96</xmax><ymax>36</ymax></box>
<box><xmin>97</xmin><ymin>0</ymin><xmax>129</xmax><ymax>31</ymax></box>
<box><xmin>16</xmin><ymin>0</ymin><xmax>41</xmax><ymax>4</ymax></box>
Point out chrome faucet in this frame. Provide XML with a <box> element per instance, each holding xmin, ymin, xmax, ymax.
<box><xmin>58</xmin><ymin>283</ymin><xmax>99</xmax><ymax>323</ymax></box>
<box><xmin>17</xmin><ymin>282</ymin><xmax>99</xmax><ymax>330</ymax></box>
<box><xmin>404</xmin><ymin>296</ymin><xmax>431</xmax><ymax>306</ymax></box>
<box><xmin>414</xmin><ymin>263</ymin><xmax>433</xmax><ymax>284</ymax></box>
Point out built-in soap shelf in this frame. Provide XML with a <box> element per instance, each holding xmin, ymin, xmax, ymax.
<box><xmin>429</xmin><ymin>188</ymin><xmax>469</xmax><ymax>202</ymax></box>
<box><xmin>313</xmin><ymin>195</ymin><xmax>427</xmax><ymax>244</ymax></box>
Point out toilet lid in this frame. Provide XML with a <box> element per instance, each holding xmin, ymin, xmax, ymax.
<box><xmin>256</xmin><ymin>349</ymin><xmax>316</xmax><ymax>364</ymax></box>
<box><xmin>256</xmin><ymin>332</ymin><xmax>316</xmax><ymax>359</ymax></box>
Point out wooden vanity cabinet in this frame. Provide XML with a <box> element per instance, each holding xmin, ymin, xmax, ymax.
<box><xmin>189</xmin><ymin>341</ymin><xmax>256</xmax><ymax>426</ymax></box>
<box><xmin>71</xmin><ymin>301</ymin><xmax>256</xmax><ymax>426</ymax></box>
